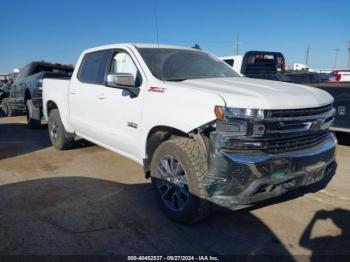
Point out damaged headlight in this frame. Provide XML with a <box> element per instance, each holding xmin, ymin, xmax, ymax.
<box><xmin>215</xmin><ymin>106</ymin><xmax>265</xmax><ymax>121</ymax></box>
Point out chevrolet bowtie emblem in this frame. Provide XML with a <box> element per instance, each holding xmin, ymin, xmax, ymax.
<box><xmin>311</xmin><ymin>120</ymin><xmax>323</xmax><ymax>131</ymax></box>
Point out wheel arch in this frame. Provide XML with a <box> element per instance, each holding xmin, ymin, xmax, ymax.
<box><xmin>24</xmin><ymin>89</ymin><xmax>31</xmax><ymax>102</ymax></box>
<box><xmin>143</xmin><ymin>125</ymin><xmax>189</xmax><ymax>177</ymax></box>
<box><xmin>46</xmin><ymin>100</ymin><xmax>58</xmax><ymax>116</ymax></box>
<box><xmin>45</xmin><ymin>100</ymin><xmax>75</xmax><ymax>134</ymax></box>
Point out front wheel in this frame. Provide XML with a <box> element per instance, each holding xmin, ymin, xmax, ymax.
<box><xmin>150</xmin><ymin>137</ymin><xmax>211</xmax><ymax>224</ymax></box>
<box><xmin>48</xmin><ymin>109</ymin><xmax>74</xmax><ymax>150</ymax></box>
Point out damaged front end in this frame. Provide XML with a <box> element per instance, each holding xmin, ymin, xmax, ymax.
<box><xmin>205</xmin><ymin>104</ymin><xmax>337</xmax><ymax>210</ymax></box>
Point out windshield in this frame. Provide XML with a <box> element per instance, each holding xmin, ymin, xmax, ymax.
<box><xmin>138</xmin><ymin>48</ymin><xmax>239</xmax><ymax>81</ymax></box>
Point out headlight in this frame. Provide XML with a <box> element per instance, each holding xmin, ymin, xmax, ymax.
<box><xmin>215</xmin><ymin>106</ymin><xmax>266</xmax><ymax>138</ymax></box>
<box><xmin>215</xmin><ymin>106</ymin><xmax>265</xmax><ymax>121</ymax></box>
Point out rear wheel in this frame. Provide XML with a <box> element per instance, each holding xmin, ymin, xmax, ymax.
<box><xmin>48</xmin><ymin>109</ymin><xmax>74</xmax><ymax>150</ymax></box>
<box><xmin>150</xmin><ymin>137</ymin><xmax>211</xmax><ymax>223</ymax></box>
<box><xmin>26</xmin><ymin>99</ymin><xmax>41</xmax><ymax>129</ymax></box>
<box><xmin>1</xmin><ymin>98</ymin><xmax>12</xmax><ymax>117</ymax></box>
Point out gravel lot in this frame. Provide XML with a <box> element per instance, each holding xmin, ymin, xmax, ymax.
<box><xmin>0</xmin><ymin>116</ymin><xmax>349</xmax><ymax>258</ymax></box>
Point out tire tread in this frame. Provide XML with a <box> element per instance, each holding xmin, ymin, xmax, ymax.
<box><xmin>153</xmin><ymin>137</ymin><xmax>211</xmax><ymax>223</ymax></box>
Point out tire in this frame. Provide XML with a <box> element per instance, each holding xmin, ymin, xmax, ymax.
<box><xmin>150</xmin><ymin>137</ymin><xmax>211</xmax><ymax>223</ymax></box>
<box><xmin>48</xmin><ymin>109</ymin><xmax>74</xmax><ymax>150</ymax></box>
<box><xmin>26</xmin><ymin>99</ymin><xmax>41</xmax><ymax>129</ymax></box>
<box><xmin>1</xmin><ymin>98</ymin><xmax>12</xmax><ymax>117</ymax></box>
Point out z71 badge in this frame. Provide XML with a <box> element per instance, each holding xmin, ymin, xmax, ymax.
<box><xmin>148</xmin><ymin>86</ymin><xmax>166</xmax><ymax>93</ymax></box>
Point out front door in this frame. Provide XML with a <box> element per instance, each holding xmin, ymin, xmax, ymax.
<box><xmin>98</xmin><ymin>48</ymin><xmax>145</xmax><ymax>160</ymax></box>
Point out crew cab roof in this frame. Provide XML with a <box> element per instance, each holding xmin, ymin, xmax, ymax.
<box><xmin>83</xmin><ymin>43</ymin><xmax>197</xmax><ymax>54</ymax></box>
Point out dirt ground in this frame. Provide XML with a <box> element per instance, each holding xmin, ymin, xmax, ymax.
<box><xmin>0</xmin><ymin>116</ymin><xmax>349</xmax><ymax>258</ymax></box>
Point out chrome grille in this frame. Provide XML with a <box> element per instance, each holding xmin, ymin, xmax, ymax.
<box><xmin>263</xmin><ymin>131</ymin><xmax>330</xmax><ymax>154</ymax></box>
<box><xmin>266</xmin><ymin>104</ymin><xmax>333</xmax><ymax>119</ymax></box>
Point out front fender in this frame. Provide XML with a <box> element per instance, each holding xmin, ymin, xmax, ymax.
<box><xmin>139</xmin><ymin>84</ymin><xmax>225</xmax><ymax>159</ymax></box>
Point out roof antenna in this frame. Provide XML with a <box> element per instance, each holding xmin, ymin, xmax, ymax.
<box><xmin>154</xmin><ymin>0</ymin><xmax>160</xmax><ymax>48</ymax></box>
<box><xmin>192</xmin><ymin>44</ymin><xmax>202</xmax><ymax>50</ymax></box>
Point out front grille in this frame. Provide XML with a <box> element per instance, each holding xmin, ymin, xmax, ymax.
<box><xmin>263</xmin><ymin>131</ymin><xmax>329</xmax><ymax>154</ymax></box>
<box><xmin>266</xmin><ymin>104</ymin><xmax>333</xmax><ymax>118</ymax></box>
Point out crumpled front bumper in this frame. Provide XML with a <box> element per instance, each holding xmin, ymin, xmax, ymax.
<box><xmin>206</xmin><ymin>133</ymin><xmax>337</xmax><ymax>210</ymax></box>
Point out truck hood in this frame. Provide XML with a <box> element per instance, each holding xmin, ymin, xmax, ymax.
<box><xmin>174</xmin><ymin>77</ymin><xmax>333</xmax><ymax>109</ymax></box>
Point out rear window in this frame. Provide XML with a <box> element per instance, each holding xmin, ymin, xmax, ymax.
<box><xmin>78</xmin><ymin>50</ymin><xmax>111</xmax><ymax>84</ymax></box>
<box><xmin>243</xmin><ymin>52</ymin><xmax>285</xmax><ymax>75</ymax></box>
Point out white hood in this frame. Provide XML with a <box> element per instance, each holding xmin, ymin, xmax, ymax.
<box><xmin>175</xmin><ymin>77</ymin><xmax>333</xmax><ymax>110</ymax></box>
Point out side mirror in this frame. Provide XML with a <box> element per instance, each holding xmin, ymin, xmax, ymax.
<box><xmin>105</xmin><ymin>73</ymin><xmax>140</xmax><ymax>98</ymax></box>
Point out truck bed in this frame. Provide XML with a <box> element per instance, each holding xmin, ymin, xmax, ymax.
<box><xmin>42</xmin><ymin>78</ymin><xmax>71</xmax><ymax>121</ymax></box>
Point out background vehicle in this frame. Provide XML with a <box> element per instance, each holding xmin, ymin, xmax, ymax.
<box><xmin>333</xmin><ymin>71</ymin><xmax>350</xmax><ymax>82</ymax></box>
<box><xmin>318</xmin><ymin>73</ymin><xmax>336</xmax><ymax>82</ymax></box>
<box><xmin>280</xmin><ymin>71</ymin><xmax>323</xmax><ymax>85</ymax></box>
<box><xmin>2</xmin><ymin>61</ymin><xmax>73</xmax><ymax>128</ymax></box>
<box><xmin>293</xmin><ymin>63</ymin><xmax>309</xmax><ymax>71</ymax></box>
<box><xmin>220</xmin><ymin>51</ymin><xmax>286</xmax><ymax>78</ymax></box>
<box><xmin>43</xmin><ymin>44</ymin><xmax>336</xmax><ymax>223</ymax></box>
<box><xmin>0</xmin><ymin>71</ymin><xmax>19</xmax><ymax>113</ymax></box>
<box><xmin>0</xmin><ymin>78</ymin><xmax>14</xmax><ymax>105</ymax></box>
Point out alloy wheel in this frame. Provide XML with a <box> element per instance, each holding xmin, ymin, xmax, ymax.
<box><xmin>156</xmin><ymin>155</ymin><xmax>190</xmax><ymax>211</ymax></box>
<box><xmin>49</xmin><ymin>120</ymin><xmax>59</xmax><ymax>143</ymax></box>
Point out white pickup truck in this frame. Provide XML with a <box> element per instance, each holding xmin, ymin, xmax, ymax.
<box><xmin>220</xmin><ymin>51</ymin><xmax>286</xmax><ymax>77</ymax></box>
<box><xmin>43</xmin><ymin>43</ymin><xmax>337</xmax><ymax>223</ymax></box>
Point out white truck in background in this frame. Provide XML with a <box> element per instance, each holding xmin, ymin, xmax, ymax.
<box><xmin>43</xmin><ymin>43</ymin><xmax>337</xmax><ymax>223</ymax></box>
<box><xmin>220</xmin><ymin>51</ymin><xmax>286</xmax><ymax>78</ymax></box>
<box><xmin>293</xmin><ymin>63</ymin><xmax>310</xmax><ymax>71</ymax></box>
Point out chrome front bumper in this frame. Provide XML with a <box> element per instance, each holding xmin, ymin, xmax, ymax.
<box><xmin>206</xmin><ymin>133</ymin><xmax>337</xmax><ymax>209</ymax></box>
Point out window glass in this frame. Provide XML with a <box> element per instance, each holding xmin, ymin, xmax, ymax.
<box><xmin>110</xmin><ymin>52</ymin><xmax>142</xmax><ymax>87</ymax></box>
<box><xmin>78</xmin><ymin>51</ymin><xmax>110</xmax><ymax>84</ymax></box>
<box><xmin>244</xmin><ymin>53</ymin><xmax>285</xmax><ymax>75</ymax></box>
<box><xmin>224</xmin><ymin>59</ymin><xmax>234</xmax><ymax>67</ymax></box>
<box><xmin>138</xmin><ymin>48</ymin><xmax>238</xmax><ymax>81</ymax></box>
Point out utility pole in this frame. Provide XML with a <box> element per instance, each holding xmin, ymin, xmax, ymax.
<box><xmin>333</xmin><ymin>48</ymin><xmax>340</xmax><ymax>69</ymax></box>
<box><xmin>347</xmin><ymin>41</ymin><xmax>350</xmax><ymax>69</ymax></box>
<box><xmin>236</xmin><ymin>36</ymin><xmax>239</xmax><ymax>56</ymax></box>
<box><xmin>305</xmin><ymin>42</ymin><xmax>310</xmax><ymax>65</ymax></box>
